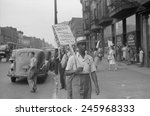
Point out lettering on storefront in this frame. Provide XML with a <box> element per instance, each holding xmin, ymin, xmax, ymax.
<box><xmin>116</xmin><ymin>36</ymin><xmax>122</xmax><ymax>46</ymax></box>
<box><xmin>127</xmin><ymin>33</ymin><xmax>135</xmax><ymax>46</ymax></box>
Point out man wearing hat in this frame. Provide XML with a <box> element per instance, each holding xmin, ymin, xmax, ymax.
<box><xmin>65</xmin><ymin>37</ymin><xmax>100</xmax><ymax>99</ymax></box>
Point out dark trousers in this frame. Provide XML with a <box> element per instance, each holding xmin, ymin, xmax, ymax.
<box><xmin>54</xmin><ymin>59</ymin><xmax>59</xmax><ymax>75</ymax></box>
<box><xmin>71</xmin><ymin>74</ymin><xmax>91</xmax><ymax>99</ymax></box>
<box><xmin>66</xmin><ymin>75</ymin><xmax>73</xmax><ymax>99</ymax></box>
<box><xmin>27</xmin><ymin>68</ymin><xmax>37</xmax><ymax>91</ymax></box>
<box><xmin>59</xmin><ymin>65</ymin><xmax>66</xmax><ymax>89</ymax></box>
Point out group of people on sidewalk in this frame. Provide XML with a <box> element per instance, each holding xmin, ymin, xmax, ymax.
<box><xmin>106</xmin><ymin>44</ymin><xmax>144</xmax><ymax>71</ymax></box>
<box><xmin>26</xmin><ymin>40</ymin><xmax>144</xmax><ymax>97</ymax></box>
<box><xmin>116</xmin><ymin>44</ymin><xmax>144</xmax><ymax>66</ymax></box>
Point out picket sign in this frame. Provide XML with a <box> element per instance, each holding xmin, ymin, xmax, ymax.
<box><xmin>52</xmin><ymin>24</ymin><xmax>75</xmax><ymax>46</ymax></box>
<box><xmin>52</xmin><ymin>23</ymin><xmax>79</xmax><ymax>69</ymax></box>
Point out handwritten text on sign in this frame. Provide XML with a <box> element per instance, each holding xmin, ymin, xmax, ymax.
<box><xmin>52</xmin><ymin>24</ymin><xmax>75</xmax><ymax>45</ymax></box>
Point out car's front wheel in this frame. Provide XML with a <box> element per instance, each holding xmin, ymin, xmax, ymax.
<box><xmin>11</xmin><ymin>77</ymin><xmax>16</xmax><ymax>83</ymax></box>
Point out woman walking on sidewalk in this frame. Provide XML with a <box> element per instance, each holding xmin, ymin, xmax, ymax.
<box><xmin>139</xmin><ymin>48</ymin><xmax>144</xmax><ymax>67</ymax></box>
<box><xmin>108</xmin><ymin>46</ymin><xmax>117</xmax><ymax>71</ymax></box>
<box><xmin>94</xmin><ymin>48</ymin><xmax>102</xmax><ymax>70</ymax></box>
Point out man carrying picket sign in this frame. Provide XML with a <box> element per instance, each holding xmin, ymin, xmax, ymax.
<box><xmin>65</xmin><ymin>37</ymin><xmax>100</xmax><ymax>99</ymax></box>
<box><xmin>59</xmin><ymin>48</ymin><xmax>68</xmax><ymax>89</ymax></box>
<box><xmin>60</xmin><ymin>46</ymin><xmax>73</xmax><ymax>98</ymax></box>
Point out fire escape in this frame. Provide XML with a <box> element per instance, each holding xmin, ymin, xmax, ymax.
<box><xmin>99</xmin><ymin>0</ymin><xmax>113</xmax><ymax>27</ymax></box>
<box><xmin>108</xmin><ymin>0</ymin><xmax>140</xmax><ymax>19</ymax></box>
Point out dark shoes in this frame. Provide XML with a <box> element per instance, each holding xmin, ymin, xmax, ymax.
<box><xmin>30</xmin><ymin>88</ymin><xmax>37</xmax><ymax>93</ymax></box>
<box><xmin>60</xmin><ymin>86</ymin><xmax>66</xmax><ymax>90</ymax></box>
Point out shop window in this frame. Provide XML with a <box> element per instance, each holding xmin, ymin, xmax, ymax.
<box><xmin>104</xmin><ymin>25</ymin><xmax>112</xmax><ymax>38</ymax></box>
<box><xmin>149</xmin><ymin>15</ymin><xmax>150</xmax><ymax>38</ymax></box>
<box><xmin>94</xmin><ymin>8</ymin><xmax>97</xmax><ymax>19</ymax></box>
<box><xmin>148</xmin><ymin>15</ymin><xmax>150</xmax><ymax>52</ymax></box>
<box><xmin>85</xmin><ymin>1</ymin><xmax>88</xmax><ymax>7</ymax></box>
<box><xmin>126</xmin><ymin>15</ymin><xmax>136</xmax><ymax>33</ymax></box>
<box><xmin>116</xmin><ymin>21</ymin><xmax>123</xmax><ymax>35</ymax></box>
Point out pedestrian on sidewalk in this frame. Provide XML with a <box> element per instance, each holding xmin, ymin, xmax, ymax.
<box><xmin>117</xmin><ymin>45</ymin><xmax>122</xmax><ymax>62</ymax></box>
<box><xmin>27</xmin><ymin>52</ymin><xmax>38</xmax><ymax>93</ymax></box>
<box><xmin>65</xmin><ymin>37</ymin><xmax>100</xmax><ymax>99</ymax></box>
<box><xmin>54</xmin><ymin>49</ymin><xmax>59</xmax><ymax>75</ymax></box>
<box><xmin>64</xmin><ymin>47</ymin><xmax>74</xmax><ymax>99</ymax></box>
<box><xmin>122</xmin><ymin>45</ymin><xmax>127</xmax><ymax>61</ymax></box>
<box><xmin>129</xmin><ymin>47</ymin><xmax>134</xmax><ymax>64</ymax></box>
<box><xmin>59</xmin><ymin>49</ymin><xmax>68</xmax><ymax>89</ymax></box>
<box><xmin>139</xmin><ymin>48</ymin><xmax>144</xmax><ymax>67</ymax></box>
<box><xmin>94</xmin><ymin>48</ymin><xmax>102</xmax><ymax>70</ymax></box>
<box><xmin>126</xmin><ymin>45</ymin><xmax>131</xmax><ymax>65</ymax></box>
<box><xmin>108</xmin><ymin>46</ymin><xmax>117</xmax><ymax>71</ymax></box>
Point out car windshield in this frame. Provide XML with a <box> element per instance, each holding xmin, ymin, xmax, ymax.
<box><xmin>0</xmin><ymin>45</ymin><xmax>8</xmax><ymax>50</ymax></box>
<box><xmin>19</xmin><ymin>52</ymin><xmax>30</xmax><ymax>57</ymax></box>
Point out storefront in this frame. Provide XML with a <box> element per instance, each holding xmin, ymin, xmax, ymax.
<box><xmin>104</xmin><ymin>25</ymin><xmax>113</xmax><ymax>47</ymax></box>
<box><xmin>116</xmin><ymin>21</ymin><xmax>123</xmax><ymax>46</ymax></box>
<box><xmin>126</xmin><ymin>15</ymin><xmax>136</xmax><ymax>48</ymax></box>
<box><xmin>141</xmin><ymin>12</ymin><xmax>150</xmax><ymax>67</ymax></box>
<box><xmin>116</xmin><ymin>35</ymin><xmax>123</xmax><ymax>46</ymax></box>
<box><xmin>126</xmin><ymin>32</ymin><xmax>136</xmax><ymax>47</ymax></box>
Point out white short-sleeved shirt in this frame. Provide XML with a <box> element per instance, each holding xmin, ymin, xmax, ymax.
<box><xmin>30</xmin><ymin>57</ymin><xmax>37</xmax><ymax>68</ymax></box>
<box><xmin>66</xmin><ymin>53</ymin><xmax>96</xmax><ymax>74</ymax></box>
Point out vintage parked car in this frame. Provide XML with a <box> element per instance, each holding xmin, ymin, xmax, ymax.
<box><xmin>7</xmin><ymin>48</ymin><xmax>49</xmax><ymax>83</ymax></box>
<box><xmin>0</xmin><ymin>44</ymin><xmax>11</xmax><ymax>62</ymax></box>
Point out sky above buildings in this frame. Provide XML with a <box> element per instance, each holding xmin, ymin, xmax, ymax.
<box><xmin>0</xmin><ymin>0</ymin><xmax>82</xmax><ymax>47</ymax></box>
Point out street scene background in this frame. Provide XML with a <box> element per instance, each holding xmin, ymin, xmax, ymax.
<box><xmin>1</xmin><ymin>0</ymin><xmax>150</xmax><ymax>99</ymax></box>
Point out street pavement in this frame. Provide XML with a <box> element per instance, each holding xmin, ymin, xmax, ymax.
<box><xmin>0</xmin><ymin>60</ymin><xmax>56</xmax><ymax>99</ymax></box>
<box><xmin>1</xmin><ymin>57</ymin><xmax>150</xmax><ymax>99</ymax></box>
<box><xmin>55</xmin><ymin>58</ymin><xmax>150</xmax><ymax>99</ymax></box>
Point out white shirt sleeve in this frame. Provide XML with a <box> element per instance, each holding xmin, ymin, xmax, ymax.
<box><xmin>30</xmin><ymin>58</ymin><xmax>36</xmax><ymax>68</ymax></box>
<box><xmin>65</xmin><ymin>56</ymin><xmax>74</xmax><ymax>70</ymax></box>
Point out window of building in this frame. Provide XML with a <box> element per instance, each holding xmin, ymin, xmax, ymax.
<box><xmin>85</xmin><ymin>1</ymin><xmax>88</xmax><ymax>7</ymax></box>
<box><xmin>116</xmin><ymin>21</ymin><xmax>123</xmax><ymax>35</ymax></box>
<box><xmin>148</xmin><ymin>15</ymin><xmax>150</xmax><ymax>35</ymax></box>
<box><xmin>96</xmin><ymin>3</ymin><xmax>98</xmax><ymax>18</ymax></box>
<box><xmin>94</xmin><ymin>8</ymin><xmax>97</xmax><ymax>19</ymax></box>
<box><xmin>126</xmin><ymin>15</ymin><xmax>136</xmax><ymax>33</ymax></box>
<box><xmin>148</xmin><ymin>15</ymin><xmax>150</xmax><ymax>49</ymax></box>
<box><xmin>104</xmin><ymin>25</ymin><xmax>112</xmax><ymax>38</ymax></box>
<box><xmin>84</xmin><ymin>13</ymin><xmax>88</xmax><ymax>20</ymax></box>
<box><xmin>107</xmin><ymin>0</ymin><xmax>111</xmax><ymax>7</ymax></box>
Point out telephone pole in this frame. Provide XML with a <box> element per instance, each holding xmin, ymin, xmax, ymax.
<box><xmin>54</xmin><ymin>0</ymin><xmax>59</xmax><ymax>99</ymax></box>
<box><xmin>54</xmin><ymin>0</ymin><xmax>58</xmax><ymax>24</ymax></box>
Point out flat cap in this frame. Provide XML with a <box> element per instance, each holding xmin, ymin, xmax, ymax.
<box><xmin>76</xmin><ymin>36</ymin><xmax>86</xmax><ymax>43</ymax></box>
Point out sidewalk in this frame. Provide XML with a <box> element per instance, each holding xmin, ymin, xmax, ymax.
<box><xmin>118</xmin><ymin>62</ymin><xmax>150</xmax><ymax>77</ymax></box>
<box><xmin>55</xmin><ymin>57</ymin><xmax>150</xmax><ymax>99</ymax></box>
<box><xmin>103</xmin><ymin>54</ymin><xmax>150</xmax><ymax>76</ymax></box>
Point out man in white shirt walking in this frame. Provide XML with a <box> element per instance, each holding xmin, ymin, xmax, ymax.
<box><xmin>65</xmin><ymin>37</ymin><xmax>100</xmax><ymax>99</ymax></box>
<box><xmin>28</xmin><ymin>52</ymin><xmax>37</xmax><ymax>93</ymax></box>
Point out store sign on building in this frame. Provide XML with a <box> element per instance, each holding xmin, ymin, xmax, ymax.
<box><xmin>127</xmin><ymin>32</ymin><xmax>135</xmax><ymax>46</ymax></box>
<box><xmin>76</xmin><ymin>27</ymin><xmax>83</xmax><ymax>37</ymax></box>
<box><xmin>116</xmin><ymin>35</ymin><xmax>122</xmax><ymax>46</ymax></box>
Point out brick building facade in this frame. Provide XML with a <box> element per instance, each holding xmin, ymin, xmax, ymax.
<box><xmin>0</xmin><ymin>26</ymin><xmax>50</xmax><ymax>49</ymax></box>
<box><xmin>80</xmin><ymin>0</ymin><xmax>150</xmax><ymax>67</ymax></box>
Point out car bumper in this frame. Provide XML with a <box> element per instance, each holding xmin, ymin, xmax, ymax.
<box><xmin>7</xmin><ymin>73</ymin><xmax>46</xmax><ymax>78</ymax></box>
